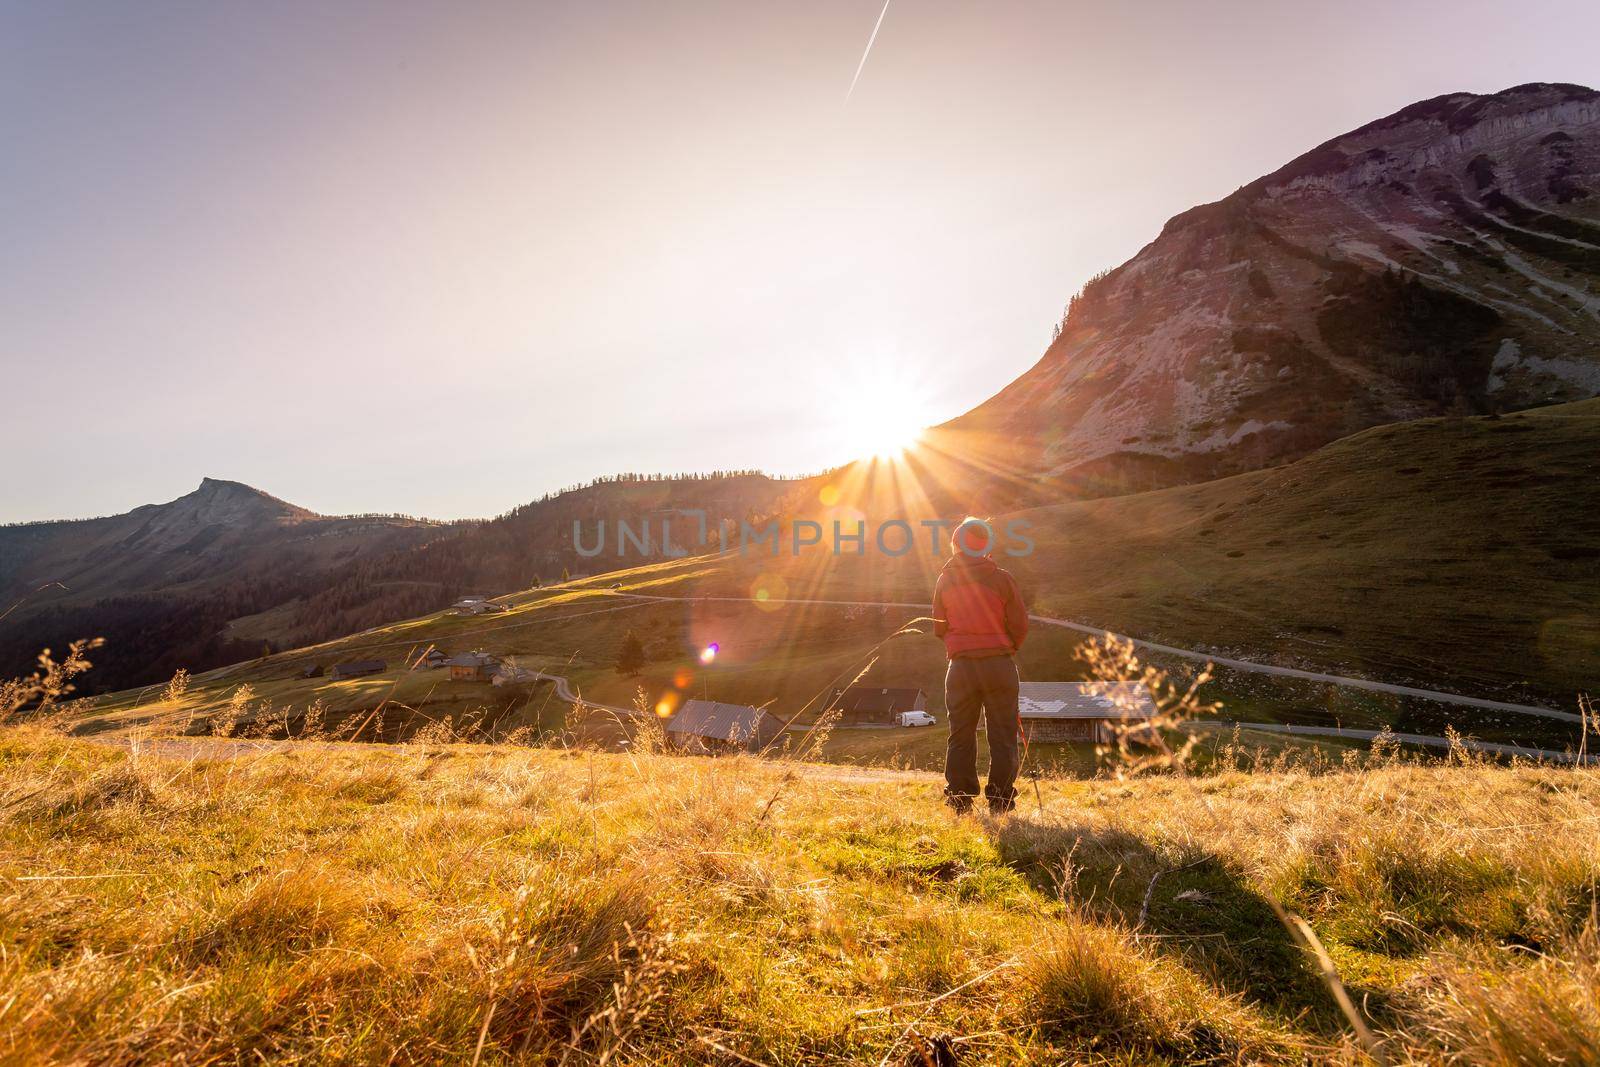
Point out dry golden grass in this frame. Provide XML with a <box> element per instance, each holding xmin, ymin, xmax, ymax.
<box><xmin>0</xmin><ymin>720</ymin><xmax>1596</xmax><ymax>1065</ymax></box>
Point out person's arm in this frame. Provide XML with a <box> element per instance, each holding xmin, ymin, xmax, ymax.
<box><xmin>932</xmin><ymin>574</ymin><xmax>949</xmax><ymax>639</ymax></box>
<box><xmin>1004</xmin><ymin>572</ymin><xmax>1029</xmax><ymax>650</ymax></box>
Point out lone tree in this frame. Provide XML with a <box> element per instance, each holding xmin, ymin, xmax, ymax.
<box><xmin>561</xmin><ymin>566</ymin><xmax>571</xmax><ymax>583</ymax></box>
<box><xmin>615</xmin><ymin>630</ymin><xmax>646</xmax><ymax>677</ymax></box>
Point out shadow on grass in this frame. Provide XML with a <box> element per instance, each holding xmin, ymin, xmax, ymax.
<box><xmin>989</xmin><ymin>818</ymin><xmax>1366</xmax><ymax>1031</ymax></box>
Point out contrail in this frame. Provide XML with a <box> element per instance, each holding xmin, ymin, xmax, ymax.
<box><xmin>845</xmin><ymin>0</ymin><xmax>893</xmax><ymax>102</ymax></box>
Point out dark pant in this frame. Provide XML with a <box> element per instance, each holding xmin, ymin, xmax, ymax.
<box><xmin>944</xmin><ymin>655</ymin><xmax>1021</xmax><ymax>812</ymax></box>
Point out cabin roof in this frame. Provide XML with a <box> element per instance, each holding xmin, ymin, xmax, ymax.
<box><xmin>1018</xmin><ymin>682</ymin><xmax>1155</xmax><ymax>720</ymax></box>
<box><xmin>667</xmin><ymin>699</ymin><xmax>772</xmax><ymax>741</ymax></box>
<box><xmin>826</xmin><ymin>685</ymin><xmax>925</xmax><ymax>713</ymax></box>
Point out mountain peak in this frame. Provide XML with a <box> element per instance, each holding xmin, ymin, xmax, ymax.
<box><xmin>175</xmin><ymin>478</ymin><xmax>317</xmax><ymax>522</ymax></box>
<box><xmin>196</xmin><ymin>476</ymin><xmax>277</xmax><ymax>498</ymax></box>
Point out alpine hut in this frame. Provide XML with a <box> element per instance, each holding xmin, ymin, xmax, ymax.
<box><xmin>665</xmin><ymin>699</ymin><xmax>784</xmax><ymax>754</ymax></box>
<box><xmin>1017</xmin><ymin>682</ymin><xmax>1156</xmax><ymax>744</ymax></box>
<box><xmin>823</xmin><ymin>685</ymin><xmax>927</xmax><ymax>726</ymax></box>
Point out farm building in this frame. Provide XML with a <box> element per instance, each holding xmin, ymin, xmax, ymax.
<box><xmin>330</xmin><ymin>660</ymin><xmax>385</xmax><ymax>681</ymax></box>
<box><xmin>450</xmin><ymin>596</ymin><xmax>507</xmax><ymax>616</ymax></box>
<box><xmin>665</xmin><ymin>699</ymin><xmax>784</xmax><ymax>754</ymax></box>
<box><xmin>824</xmin><ymin>685</ymin><xmax>926</xmax><ymax>726</ymax></box>
<box><xmin>410</xmin><ymin>649</ymin><xmax>447</xmax><ymax>671</ymax></box>
<box><xmin>448</xmin><ymin>651</ymin><xmax>499</xmax><ymax>682</ymax></box>
<box><xmin>1018</xmin><ymin>682</ymin><xmax>1156</xmax><ymax>743</ymax></box>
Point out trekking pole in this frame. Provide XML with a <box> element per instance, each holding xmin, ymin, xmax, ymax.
<box><xmin>1017</xmin><ymin>709</ymin><xmax>1040</xmax><ymax>816</ymax></box>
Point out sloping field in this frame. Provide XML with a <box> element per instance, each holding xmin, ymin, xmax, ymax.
<box><xmin>3</xmin><ymin>727</ymin><xmax>1597</xmax><ymax>1064</ymax></box>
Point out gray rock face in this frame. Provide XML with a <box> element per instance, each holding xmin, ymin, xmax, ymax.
<box><xmin>952</xmin><ymin>83</ymin><xmax>1600</xmax><ymax>495</ymax></box>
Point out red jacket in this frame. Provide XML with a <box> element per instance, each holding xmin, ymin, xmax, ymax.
<box><xmin>932</xmin><ymin>554</ymin><xmax>1028</xmax><ymax>659</ymax></box>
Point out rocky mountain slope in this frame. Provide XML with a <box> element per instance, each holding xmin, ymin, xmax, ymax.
<box><xmin>949</xmin><ymin>82</ymin><xmax>1600</xmax><ymax>493</ymax></box>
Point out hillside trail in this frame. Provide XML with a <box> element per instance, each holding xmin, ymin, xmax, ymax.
<box><xmin>141</xmin><ymin>586</ymin><xmax>1577</xmax><ymax>724</ymax></box>
<box><xmin>611</xmin><ymin>591</ymin><xmax>1583</xmax><ymax>723</ymax></box>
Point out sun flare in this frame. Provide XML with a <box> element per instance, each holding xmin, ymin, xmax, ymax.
<box><xmin>830</xmin><ymin>365</ymin><xmax>933</xmax><ymax>462</ymax></box>
<box><xmin>854</xmin><ymin>416</ymin><xmax>925</xmax><ymax>459</ymax></box>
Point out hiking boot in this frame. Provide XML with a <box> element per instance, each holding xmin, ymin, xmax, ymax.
<box><xmin>945</xmin><ymin>793</ymin><xmax>974</xmax><ymax>816</ymax></box>
<box><xmin>987</xmin><ymin>794</ymin><xmax>1016</xmax><ymax>816</ymax></box>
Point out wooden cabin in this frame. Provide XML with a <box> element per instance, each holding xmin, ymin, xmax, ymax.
<box><xmin>1018</xmin><ymin>682</ymin><xmax>1156</xmax><ymax>743</ymax></box>
<box><xmin>447</xmin><ymin>651</ymin><xmax>498</xmax><ymax>682</ymax></box>
<box><xmin>330</xmin><ymin>659</ymin><xmax>385</xmax><ymax>681</ymax></box>
<box><xmin>666</xmin><ymin>700</ymin><xmax>784</xmax><ymax>754</ymax></box>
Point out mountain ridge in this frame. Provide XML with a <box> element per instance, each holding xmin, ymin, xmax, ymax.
<box><xmin>0</xmin><ymin>479</ymin><xmax>452</xmax><ymax>690</ymax></box>
<box><xmin>0</xmin><ymin>472</ymin><xmax>797</xmax><ymax>691</ymax></box>
<box><xmin>948</xmin><ymin>81</ymin><xmax>1600</xmax><ymax>495</ymax></box>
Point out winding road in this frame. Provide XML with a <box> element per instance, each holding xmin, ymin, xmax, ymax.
<box><xmin>611</xmin><ymin>591</ymin><xmax>1583</xmax><ymax>723</ymax></box>
<box><xmin>526</xmin><ymin>670</ymin><xmax>632</xmax><ymax>717</ymax></box>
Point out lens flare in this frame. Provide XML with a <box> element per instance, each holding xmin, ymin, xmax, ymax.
<box><xmin>751</xmin><ymin>572</ymin><xmax>789</xmax><ymax>611</ymax></box>
<box><xmin>699</xmin><ymin>644</ymin><xmax>719</xmax><ymax>664</ymax></box>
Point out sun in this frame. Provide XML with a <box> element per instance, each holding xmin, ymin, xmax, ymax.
<box><xmin>830</xmin><ymin>365</ymin><xmax>933</xmax><ymax>461</ymax></box>
<box><xmin>854</xmin><ymin>412</ymin><xmax>926</xmax><ymax>459</ymax></box>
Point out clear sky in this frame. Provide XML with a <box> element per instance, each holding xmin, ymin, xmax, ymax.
<box><xmin>3</xmin><ymin>0</ymin><xmax>1596</xmax><ymax>522</ymax></box>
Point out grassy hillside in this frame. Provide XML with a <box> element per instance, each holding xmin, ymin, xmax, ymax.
<box><xmin>1004</xmin><ymin>398</ymin><xmax>1600</xmax><ymax>707</ymax></box>
<box><xmin>3</xmin><ymin>726</ymin><xmax>1596</xmax><ymax>1064</ymax></box>
<box><xmin>0</xmin><ymin>478</ymin><xmax>449</xmax><ymax>692</ymax></box>
<box><xmin>676</xmin><ymin>398</ymin><xmax>1600</xmax><ymax>712</ymax></box>
<box><xmin>1</xmin><ymin>473</ymin><xmax>796</xmax><ymax>697</ymax></box>
<box><xmin>60</xmin><ymin>401</ymin><xmax>1599</xmax><ymax>757</ymax></box>
<box><xmin>227</xmin><ymin>472</ymin><xmax>795</xmax><ymax>647</ymax></box>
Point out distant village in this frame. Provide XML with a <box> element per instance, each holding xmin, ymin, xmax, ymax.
<box><xmin>298</xmin><ymin>587</ymin><xmax>1158</xmax><ymax>756</ymax></box>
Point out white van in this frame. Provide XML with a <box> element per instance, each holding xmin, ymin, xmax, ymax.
<box><xmin>897</xmin><ymin>710</ymin><xmax>936</xmax><ymax>728</ymax></box>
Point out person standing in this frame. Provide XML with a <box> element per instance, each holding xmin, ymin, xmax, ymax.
<box><xmin>933</xmin><ymin>517</ymin><xmax>1029</xmax><ymax>815</ymax></box>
